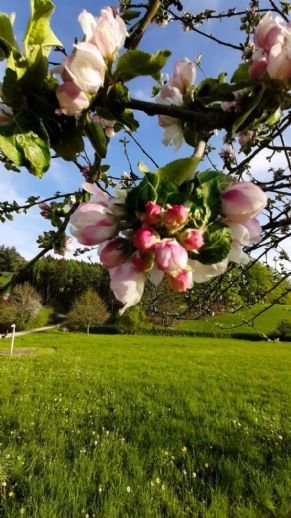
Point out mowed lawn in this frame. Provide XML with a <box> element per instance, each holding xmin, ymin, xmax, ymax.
<box><xmin>0</xmin><ymin>333</ymin><xmax>290</xmax><ymax>517</ymax></box>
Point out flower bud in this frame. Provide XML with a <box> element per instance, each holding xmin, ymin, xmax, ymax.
<box><xmin>168</xmin><ymin>269</ymin><xmax>193</xmax><ymax>292</ymax></box>
<box><xmin>179</xmin><ymin>228</ymin><xmax>204</xmax><ymax>251</ymax></box>
<box><xmin>172</xmin><ymin>59</ymin><xmax>196</xmax><ymax>92</ymax></box>
<box><xmin>221</xmin><ymin>182</ymin><xmax>267</xmax><ymax>223</ymax></box>
<box><xmin>132</xmin><ymin>226</ymin><xmax>160</xmax><ymax>252</ymax></box>
<box><xmin>141</xmin><ymin>201</ymin><xmax>163</xmax><ymax>226</ymax></box>
<box><xmin>164</xmin><ymin>204</ymin><xmax>189</xmax><ymax>231</ymax></box>
<box><xmin>64</xmin><ymin>42</ymin><xmax>105</xmax><ymax>94</ymax></box>
<box><xmin>131</xmin><ymin>251</ymin><xmax>154</xmax><ymax>272</ymax></box>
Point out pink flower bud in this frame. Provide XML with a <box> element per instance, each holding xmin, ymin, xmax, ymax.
<box><xmin>141</xmin><ymin>201</ymin><xmax>163</xmax><ymax>226</ymax></box>
<box><xmin>238</xmin><ymin>131</ymin><xmax>256</xmax><ymax>147</ymax></box>
<box><xmin>99</xmin><ymin>238</ymin><xmax>130</xmax><ymax>268</ymax></box>
<box><xmin>164</xmin><ymin>205</ymin><xmax>189</xmax><ymax>231</ymax></box>
<box><xmin>221</xmin><ymin>182</ymin><xmax>267</xmax><ymax>223</ymax></box>
<box><xmin>168</xmin><ymin>269</ymin><xmax>193</xmax><ymax>292</ymax></box>
<box><xmin>132</xmin><ymin>226</ymin><xmax>160</xmax><ymax>252</ymax></box>
<box><xmin>154</xmin><ymin>239</ymin><xmax>188</xmax><ymax>273</ymax></box>
<box><xmin>179</xmin><ymin>229</ymin><xmax>204</xmax><ymax>251</ymax></box>
<box><xmin>55</xmin><ymin>82</ymin><xmax>90</xmax><ymax>116</ymax></box>
<box><xmin>172</xmin><ymin>59</ymin><xmax>196</xmax><ymax>92</ymax></box>
<box><xmin>71</xmin><ymin>216</ymin><xmax>118</xmax><ymax>246</ymax></box>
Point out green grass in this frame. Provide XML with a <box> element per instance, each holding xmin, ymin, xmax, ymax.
<box><xmin>176</xmin><ymin>304</ymin><xmax>290</xmax><ymax>338</ymax></box>
<box><xmin>0</xmin><ymin>272</ymin><xmax>12</xmax><ymax>286</ymax></box>
<box><xmin>0</xmin><ymin>333</ymin><xmax>290</xmax><ymax>517</ymax></box>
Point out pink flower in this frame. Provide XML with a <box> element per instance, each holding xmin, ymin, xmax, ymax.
<box><xmin>109</xmin><ymin>262</ymin><xmax>145</xmax><ymax>313</ymax></box>
<box><xmin>99</xmin><ymin>238</ymin><xmax>130</xmax><ymax>268</ymax></box>
<box><xmin>70</xmin><ymin>183</ymin><xmax>119</xmax><ymax>245</ymax></box>
<box><xmin>164</xmin><ymin>204</ymin><xmax>189</xmax><ymax>231</ymax></box>
<box><xmin>221</xmin><ymin>182</ymin><xmax>267</xmax><ymax>223</ymax></box>
<box><xmin>155</xmin><ymin>84</ymin><xmax>184</xmax><ymax>150</ymax></box>
<box><xmin>55</xmin><ymin>82</ymin><xmax>90</xmax><ymax>116</ymax></box>
<box><xmin>132</xmin><ymin>227</ymin><xmax>160</xmax><ymax>252</ymax></box>
<box><xmin>179</xmin><ymin>228</ymin><xmax>204</xmax><ymax>251</ymax></box>
<box><xmin>172</xmin><ymin>59</ymin><xmax>196</xmax><ymax>92</ymax></box>
<box><xmin>168</xmin><ymin>269</ymin><xmax>193</xmax><ymax>292</ymax></box>
<box><xmin>254</xmin><ymin>12</ymin><xmax>286</xmax><ymax>52</ymax></box>
<box><xmin>229</xmin><ymin>218</ymin><xmax>262</xmax><ymax>245</ymax></box>
<box><xmin>155</xmin><ymin>239</ymin><xmax>188</xmax><ymax>273</ymax></box>
<box><xmin>79</xmin><ymin>8</ymin><xmax>127</xmax><ymax>61</ymax></box>
<box><xmin>39</xmin><ymin>202</ymin><xmax>50</xmax><ymax>219</ymax></box>
<box><xmin>64</xmin><ymin>42</ymin><xmax>105</xmax><ymax>94</ymax></box>
<box><xmin>141</xmin><ymin>201</ymin><xmax>163</xmax><ymax>226</ymax></box>
<box><xmin>267</xmin><ymin>42</ymin><xmax>291</xmax><ymax>80</ymax></box>
<box><xmin>249</xmin><ymin>48</ymin><xmax>268</xmax><ymax>79</ymax></box>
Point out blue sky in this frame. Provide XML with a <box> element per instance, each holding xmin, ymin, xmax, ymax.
<box><xmin>0</xmin><ymin>0</ymin><xmax>288</xmax><ymax>263</ymax></box>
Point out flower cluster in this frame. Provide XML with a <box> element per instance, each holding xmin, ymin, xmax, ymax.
<box><xmin>249</xmin><ymin>11</ymin><xmax>291</xmax><ymax>81</ymax></box>
<box><xmin>55</xmin><ymin>7</ymin><xmax>127</xmax><ymax>116</ymax></box>
<box><xmin>70</xmin><ymin>176</ymin><xmax>267</xmax><ymax>313</ymax></box>
<box><xmin>155</xmin><ymin>59</ymin><xmax>196</xmax><ymax>149</ymax></box>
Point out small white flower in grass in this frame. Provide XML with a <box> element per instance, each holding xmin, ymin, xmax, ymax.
<box><xmin>98</xmin><ymin>486</ymin><xmax>102</xmax><ymax>493</ymax></box>
<box><xmin>2</xmin><ymin>481</ymin><xmax>7</xmax><ymax>487</ymax></box>
<box><xmin>192</xmin><ymin>472</ymin><xmax>197</xmax><ymax>479</ymax></box>
<box><xmin>20</xmin><ymin>509</ymin><xmax>25</xmax><ymax>515</ymax></box>
<box><xmin>182</xmin><ymin>469</ymin><xmax>187</xmax><ymax>476</ymax></box>
<box><xmin>161</xmin><ymin>484</ymin><xmax>165</xmax><ymax>491</ymax></box>
<box><xmin>150</xmin><ymin>481</ymin><xmax>155</xmax><ymax>487</ymax></box>
<box><xmin>278</xmin><ymin>435</ymin><xmax>283</xmax><ymax>440</ymax></box>
<box><xmin>155</xmin><ymin>477</ymin><xmax>160</xmax><ymax>485</ymax></box>
<box><xmin>126</xmin><ymin>486</ymin><xmax>131</xmax><ymax>493</ymax></box>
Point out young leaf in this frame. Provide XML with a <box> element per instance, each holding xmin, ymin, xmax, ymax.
<box><xmin>0</xmin><ymin>13</ymin><xmax>18</xmax><ymax>60</ymax></box>
<box><xmin>197</xmin><ymin>170</ymin><xmax>233</xmax><ymax>217</ymax></box>
<box><xmin>115</xmin><ymin>49</ymin><xmax>171</xmax><ymax>82</ymax></box>
<box><xmin>24</xmin><ymin>0</ymin><xmax>62</xmax><ymax>57</ymax></box>
<box><xmin>85</xmin><ymin>121</ymin><xmax>107</xmax><ymax>159</ymax></box>
<box><xmin>157</xmin><ymin>157</ymin><xmax>199</xmax><ymax>186</ymax></box>
<box><xmin>196</xmin><ymin>222</ymin><xmax>231</xmax><ymax>264</ymax></box>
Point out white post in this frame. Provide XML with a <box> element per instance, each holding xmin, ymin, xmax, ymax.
<box><xmin>10</xmin><ymin>324</ymin><xmax>16</xmax><ymax>355</ymax></box>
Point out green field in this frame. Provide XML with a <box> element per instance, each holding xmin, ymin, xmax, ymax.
<box><xmin>176</xmin><ymin>304</ymin><xmax>290</xmax><ymax>338</ymax></box>
<box><xmin>0</xmin><ymin>333</ymin><xmax>290</xmax><ymax>517</ymax></box>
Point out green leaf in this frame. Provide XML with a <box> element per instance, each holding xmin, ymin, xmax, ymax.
<box><xmin>126</xmin><ymin>174</ymin><xmax>158</xmax><ymax>214</ymax></box>
<box><xmin>0</xmin><ymin>13</ymin><xmax>17</xmax><ymax>60</ymax></box>
<box><xmin>138</xmin><ymin>161</ymin><xmax>151</xmax><ymax>173</ymax></box>
<box><xmin>50</xmin><ymin>117</ymin><xmax>84</xmax><ymax>161</ymax></box>
<box><xmin>197</xmin><ymin>170</ymin><xmax>233</xmax><ymax>217</ymax></box>
<box><xmin>157</xmin><ymin>157</ymin><xmax>199</xmax><ymax>186</ymax></box>
<box><xmin>85</xmin><ymin>121</ymin><xmax>107</xmax><ymax>159</ymax></box>
<box><xmin>115</xmin><ymin>49</ymin><xmax>171</xmax><ymax>82</ymax></box>
<box><xmin>122</xmin><ymin>9</ymin><xmax>141</xmax><ymax>23</ymax></box>
<box><xmin>231</xmin><ymin>63</ymin><xmax>250</xmax><ymax>83</ymax></box>
<box><xmin>0</xmin><ymin>116</ymin><xmax>50</xmax><ymax>176</ymax></box>
<box><xmin>196</xmin><ymin>222</ymin><xmax>231</xmax><ymax>264</ymax></box>
<box><xmin>24</xmin><ymin>0</ymin><xmax>62</xmax><ymax>57</ymax></box>
<box><xmin>232</xmin><ymin>87</ymin><xmax>264</xmax><ymax>134</ymax></box>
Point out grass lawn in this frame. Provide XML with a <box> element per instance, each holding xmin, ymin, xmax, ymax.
<box><xmin>176</xmin><ymin>304</ymin><xmax>290</xmax><ymax>338</ymax></box>
<box><xmin>0</xmin><ymin>333</ymin><xmax>290</xmax><ymax>517</ymax></box>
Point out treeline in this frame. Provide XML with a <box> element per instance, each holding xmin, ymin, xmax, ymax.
<box><xmin>0</xmin><ymin>245</ymin><xmax>290</xmax><ymax>332</ymax></box>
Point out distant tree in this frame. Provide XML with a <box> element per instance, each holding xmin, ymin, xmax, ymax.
<box><xmin>10</xmin><ymin>283</ymin><xmax>42</xmax><ymax>329</ymax></box>
<box><xmin>0</xmin><ymin>299</ymin><xmax>17</xmax><ymax>333</ymax></box>
<box><xmin>67</xmin><ymin>289</ymin><xmax>109</xmax><ymax>334</ymax></box>
<box><xmin>0</xmin><ymin>246</ymin><xmax>26</xmax><ymax>273</ymax></box>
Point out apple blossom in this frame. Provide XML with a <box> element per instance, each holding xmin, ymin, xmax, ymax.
<box><xmin>99</xmin><ymin>238</ymin><xmax>131</xmax><ymax>268</ymax></box>
<box><xmin>155</xmin><ymin>239</ymin><xmax>188</xmax><ymax>273</ymax></box>
<box><xmin>79</xmin><ymin>8</ymin><xmax>127</xmax><ymax>61</ymax></box>
<box><xmin>168</xmin><ymin>269</ymin><xmax>193</xmax><ymax>292</ymax></box>
<box><xmin>132</xmin><ymin>226</ymin><xmax>160</xmax><ymax>252</ymax></box>
<box><xmin>71</xmin><ymin>214</ymin><xmax>118</xmax><ymax>245</ymax></box>
<box><xmin>189</xmin><ymin>258</ymin><xmax>229</xmax><ymax>283</ymax></box>
<box><xmin>109</xmin><ymin>262</ymin><xmax>145</xmax><ymax>314</ymax></box>
<box><xmin>179</xmin><ymin>228</ymin><xmax>204</xmax><ymax>251</ymax></box>
<box><xmin>221</xmin><ymin>182</ymin><xmax>267</xmax><ymax>223</ymax></box>
<box><xmin>164</xmin><ymin>204</ymin><xmax>189</xmax><ymax>231</ymax></box>
<box><xmin>55</xmin><ymin>82</ymin><xmax>90</xmax><ymax>116</ymax></box>
<box><xmin>64</xmin><ymin>42</ymin><xmax>105</xmax><ymax>94</ymax></box>
<box><xmin>172</xmin><ymin>59</ymin><xmax>196</xmax><ymax>93</ymax></box>
<box><xmin>267</xmin><ymin>43</ymin><xmax>291</xmax><ymax>81</ymax></box>
<box><xmin>229</xmin><ymin>219</ymin><xmax>262</xmax><ymax>246</ymax></box>
<box><xmin>254</xmin><ymin>12</ymin><xmax>286</xmax><ymax>52</ymax></box>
